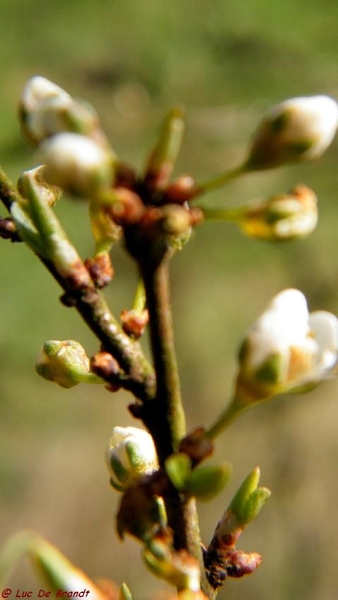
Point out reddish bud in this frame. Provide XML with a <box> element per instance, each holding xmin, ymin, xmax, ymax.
<box><xmin>179</xmin><ymin>428</ymin><xmax>214</xmax><ymax>466</ymax></box>
<box><xmin>90</xmin><ymin>351</ymin><xmax>120</xmax><ymax>381</ymax></box>
<box><xmin>164</xmin><ymin>175</ymin><xmax>198</xmax><ymax>204</ymax></box>
<box><xmin>85</xmin><ymin>253</ymin><xmax>114</xmax><ymax>288</ymax></box>
<box><xmin>120</xmin><ymin>309</ymin><xmax>149</xmax><ymax>338</ymax></box>
<box><xmin>110</xmin><ymin>188</ymin><xmax>145</xmax><ymax>226</ymax></box>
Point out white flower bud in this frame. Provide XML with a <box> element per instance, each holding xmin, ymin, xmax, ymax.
<box><xmin>21</xmin><ymin>76</ymin><xmax>72</xmax><ymax>112</ymax></box>
<box><xmin>236</xmin><ymin>289</ymin><xmax>338</xmax><ymax>402</ymax></box>
<box><xmin>240</xmin><ymin>184</ymin><xmax>318</xmax><ymax>241</ymax></box>
<box><xmin>20</xmin><ymin>76</ymin><xmax>73</xmax><ymax>144</ymax></box>
<box><xmin>247</xmin><ymin>95</ymin><xmax>338</xmax><ymax>169</ymax></box>
<box><xmin>38</xmin><ymin>133</ymin><xmax>114</xmax><ymax>197</ymax></box>
<box><xmin>20</xmin><ymin>76</ymin><xmax>103</xmax><ymax>145</ymax></box>
<box><xmin>105</xmin><ymin>426</ymin><xmax>159</xmax><ymax>491</ymax></box>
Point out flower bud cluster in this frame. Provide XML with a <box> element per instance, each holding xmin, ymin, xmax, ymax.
<box><xmin>19</xmin><ymin>76</ymin><xmax>114</xmax><ymax>197</ymax></box>
<box><xmin>203</xmin><ymin>468</ymin><xmax>269</xmax><ymax>588</ymax></box>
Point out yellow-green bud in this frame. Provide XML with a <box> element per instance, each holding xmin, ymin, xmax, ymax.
<box><xmin>38</xmin><ymin>133</ymin><xmax>114</xmax><ymax>197</ymax></box>
<box><xmin>105</xmin><ymin>426</ymin><xmax>159</xmax><ymax>491</ymax></box>
<box><xmin>247</xmin><ymin>95</ymin><xmax>338</xmax><ymax>169</ymax></box>
<box><xmin>36</xmin><ymin>340</ymin><xmax>95</xmax><ymax>388</ymax></box>
<box><xmin>239</xmin><ymin>184</ymin><xmax>317</xmax><ymax>241</ymax></box>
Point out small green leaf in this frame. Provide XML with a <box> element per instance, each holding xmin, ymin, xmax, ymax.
<box><xmin>165</xmin><ymin>453</ymin><xmax>192</xmax><ymax>490</ymax></box>
<box><xmin>185</xmin><ymin>462</ymin><xmax>232</xmax><ymax>501</ymax></box>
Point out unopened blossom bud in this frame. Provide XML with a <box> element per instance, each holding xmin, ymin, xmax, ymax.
<box><xmin>246</xmin><ymin>95</ymin><xmax>338</xmax><ymax>169</ymax></box>
<box><xmin>20</xmin><ymin>76</ymin><xmax>72</xmax><ymax>144</ymax></box>
<box><xmin>239</xmin><ymin>184</ymin><xmax>318</xmax><ymax>241</ymax></box>
<box><xmin>39</xmin><ymin>133</ymin><xmax>114</xmax><ymax>197</ymax></box>
<box><xmin>36</xmin><ymin>339</ymin><xmax>100</xmax><ymax>388</ymax></box>
<box><xmin>236</xmin><ymin>289</ymin><xmax>338</xmax><ymax>404</ymax></box>
<box><xmin>159</xmin><ymin>204</ymin><xmax>192</xmax><ymax>251</ymax></box>
<box><xmin>105</xmin><ymin>426</ymin><xmax>159</xmax><ymax>491</ymax></box>
<box><xmin>19</xmin><ymin>76</ymin><xmax>102</xmax><ymax>145</ymax></box>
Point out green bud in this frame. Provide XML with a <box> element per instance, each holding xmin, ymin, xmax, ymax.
<box><xmin>229</xmin><ymin>467</ymin><xmax>271</xmax><ymax>527</ymax></box>
<box><xmin>144</xmin><ymin>106</ymin><xmax>185</xmax><ymax>189</ymax></box>
<box><xmin>185</xmin><ymin>463</ymin><xmax>232</xmax><ymax>501</ymax></box>
<box><xmin>159</xmin><ymin>204</ymin><xmax>192</xmax><ymax>251</ymax></box>
<box><xmin>36</xmin><ymin>340</ymin><xmax>101</xmax><ymax>388</ymax></box>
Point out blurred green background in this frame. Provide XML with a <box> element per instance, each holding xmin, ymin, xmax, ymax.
<box><xmin>1</xmin><ymin>1</ymin><xmax>338</xmax><ymax>599</ymax></box>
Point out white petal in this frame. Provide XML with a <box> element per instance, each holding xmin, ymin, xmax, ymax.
<box><xmin>243</xmin><ymin>289</ymin><xmax>309</xmax><ymax>370</ymax></box>
<box><xmin>309</xmin><ymin>310</ymin><xmax>338</xmax><ymax>372</ymax></box>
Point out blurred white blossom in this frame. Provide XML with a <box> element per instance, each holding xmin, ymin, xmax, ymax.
<box><xmin>236</xmin><ymin>289</ymin><xmax>338</xmax><ymax>402</ymax></box>
<box><xmin>239</xmin><ymin>185</ymin><xmax>318</xmax><ymax>241</ymax></box>
<box><xmin>247</xmin><ymin>95</ymin><xmax>338</xmax><ymax>169</ymax></box>
<box><xmin>20</xmin><ymin>76</ymin><xmax>101</xmax><ymax>144</ymax></box>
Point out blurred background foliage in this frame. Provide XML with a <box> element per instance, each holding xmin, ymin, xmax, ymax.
<box><xmin>1</xmin><ymin>1</ymin><xmax>338</xmax><ymax>599</ymax></box>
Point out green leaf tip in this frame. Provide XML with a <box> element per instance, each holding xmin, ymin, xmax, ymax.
<box><xmin>229</xmin><ymin>467</ymin><xmax>271</xmax><ymax>526</ymax></box>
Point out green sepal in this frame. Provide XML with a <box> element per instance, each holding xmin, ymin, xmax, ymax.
<box><xmin>125</xmin><ymin>439</ymin><xmax>145</xmax><ymax>469</ymax></box>
<box><xmin>185</xmin><ymin>462</ymin><xmax>233</xmax><ymax>501</ymax></box>
<box><xmin>229</xmin><ymin>467</ymin><xmax>271</xmax><ymax>526</ymax></box>
<box><xmin>255</xmin><ymin>352</ymin><xmax>283</xmax><ymax>385</ymax></box>
<box><xmin>165</xmin><ymin>453</ymin><xmax>192</xmax><ymax>490</ymax></box>
<box><xmin>108</xmin><ymin>454</ymin><xmax>129</xmax><ymax>489</ymax></box>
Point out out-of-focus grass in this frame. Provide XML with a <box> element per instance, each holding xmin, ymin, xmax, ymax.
<box><xmin>1</xmin><ymin>2</ymin><xmax>338</xmax><ymax>599</ymax></box>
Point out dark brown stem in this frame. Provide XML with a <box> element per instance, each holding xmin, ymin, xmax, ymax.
<box><xmin>140</xmin><ymin>255</ymin><xmax>185</xmax><ymax>459</ymax></box>
<box><xmin>139</xmin><ymin>254</ymin><xmax>214</xmax><ymax>597</ymax></box>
